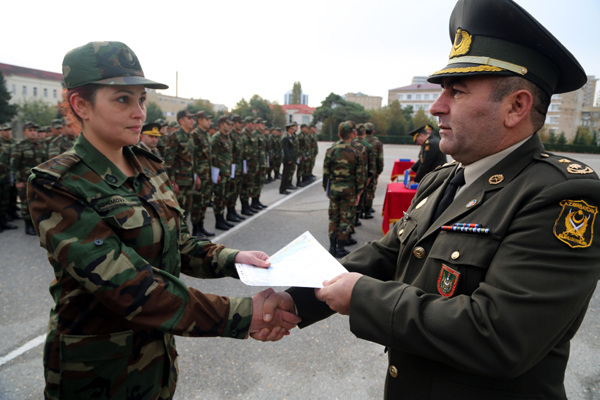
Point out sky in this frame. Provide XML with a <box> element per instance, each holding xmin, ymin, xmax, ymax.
<box><xmin>3</xmin><ymin>0</ymin><xmax>599</xmax><ymax>110</ymax></box>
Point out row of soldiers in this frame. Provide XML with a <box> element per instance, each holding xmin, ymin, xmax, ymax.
<box><xmin>0</xmin><ymin>119</ymin><xmax>80</xmax><ymax>235</ymax></box>
<box><xmin>153</xmin><ymin>110</ymin><xmax>320</xmax><ymax>236</ymax></box>
<box><xmin>323</xmin><ymin>121</ymin><xmax>384</xmax><ymax>257</ymax></box>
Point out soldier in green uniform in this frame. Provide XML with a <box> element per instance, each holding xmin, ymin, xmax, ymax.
<box><xmin>10</xmin><ymin>121</ymin><xmax>46</xmax><ymax>234</ymax></box>
<box><xmin>0</xmin><ymin>123</ymin><xmax>18</xmax><ymax>231</ymax></box>
<box><xmin>1</xmin><ymin>123</ymin><xmax>20</xmax><ymax>222</ymax></box>
<box><xmin>167</xmin><ymin>120</ymin><xmax>179</xmax><ymax>134</ymax></box>
<box><xmin>212</xmin><ymin>115</ymin><xmax>235</xmax><ymax>230</ymax></box>
<box><xmin>356</xmin><ymin>123</ymin><xmax>376</xmax><ymax>221</ymax></box>
<box><xmin>225</xmin><ymin>114</ymin><xmax>246</xmax><ymax>223</ymax></box>
<box><xmin>409</xmin><ymin>124</ymin><xmax>448</xmax><ymax>183</ymax></box>
<box><xmin>295</xmin><ymin>124</ymin><xmax>308</xmax><ymax>187</ymax></box>
<box><xmin>189</xmin><ymin>110</ymin><xmax>215</xmax><ymax>237</ymax></box>
<box><xmin>280</xmin><ymin>122</ymin><xmax>298</xmax><ymax>194</ymax></box>
<box><xmin>322</xmin><ymin>121</ymin><xmax>365</xmax><ymax>257</ymax></box>
<box><xmin>251</xmin><ymin>118</ymin><xmax>267</xmax><ymax>210</ymax></box>
<box><xmin>364</xmin><ymin>122</ymin><xmax>383</xmax><ymax>214</ymax></box>
<box><xmin>45</xmin><ymin>119</ymin><xmax>63</xmax><ymax>156</ymax></box>
<box><xmin>259</xmin><ymin>1</ymin><xmax>600</xmax><ymax>398</ymax></box>
<box><xmin>308</xmin><ymin>124</ymin><xmax>319</xmax><ymax>180</ymax></box>
<box><xmin>154</xmin><ymin>118</ymin><xmax>168</xmax><ymax>156</ymax></box>
<box><xmin>163</xmin><ymin>110</ymin><xmax>195</xmax><ymax>219</ymax></box>
<box><xmin>136</xmin><ymin>122</ymin><xmax>162</xmax><ymax>157</ymax></box>
<box><xmin>263</xmin><ymin>126</ymin><xmax>273</xmax><ymax>183</ymax></box>
<box><xmin>28</xmin><ymin>41</ymin><xmax>298</xmax><ymax>400</ymax></box>
<box><xmin>47</xmin><ymin>120</ymin><xmax>79</xmax><ymax>158</ymax></box>
<box><xmin>239</xmin><ymin>117</ymin><xmax>259</xmax><ymax>215</ymax></box>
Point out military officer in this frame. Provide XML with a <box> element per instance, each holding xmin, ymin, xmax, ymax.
<box><xmin>260</xmin><ymin>1</ymin><xmax>600</xmax><ymax>398</ymax></box>
<box><xmin>190</xmin><ymin>110</ymin><xmax>215</xmax><ymax>237</ymax></box>
<box><xmin>163</xmin><ymin>110</ymin><xmax>195</xmax><ymax>218</ymax></box>
<box><xmin>212</xmin><ymin>115</ymin><xmax>235</xmax><ymax>230</ymax></box>
<box><xmin>136</xmin><ymin>122</ymin><xmax>162</xmax><ymax>157</ymax></box>
<box><xmin>409</xmin><ymin>124</ymin><xmax>448</xmax><ymax>183</ymax></box>
<box><xmin>10</xmin><ymin>121</ymin><xmax>46</xmax><ymax>234</ymax></box>
<box><xmin>279</xmin><ymin>122</ymin><xmax>298</xmax><ymax>195</ymax></box>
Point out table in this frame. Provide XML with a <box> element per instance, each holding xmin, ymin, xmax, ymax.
<box><xmin>391</xmin><ymin>159</ymin><xmax>415</xmax><ymax>182</ymax></box>
<box><xmin>382</xmin><ymin>183</ymin><xmax>417</xmax><ymax>234</ymax></box>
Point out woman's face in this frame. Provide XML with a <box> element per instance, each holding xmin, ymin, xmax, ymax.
<box><xmin>83</xmin><ymin>85</ymin><xmax>146</xmax><ymax>149</ymax></box>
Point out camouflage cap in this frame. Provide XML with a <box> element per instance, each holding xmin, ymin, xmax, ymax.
<box><xmin>154</xmin><ymin>118</ymin><xmax>167</xmax><ymax>126</ymax></box>
<box><xmin>365</xmin><ymin>122</ymin><xmax>375</xmax><ymax>131</ymax></box>
<box><xmin>357</xmin><ymin>123</ymin><xmax>366</xmax><ymax>132</ymax></box>
<box><xmin>243</xmin><ymin>116</ymin><xmax>255</xmax><ymax>123</ymax></box>
<box><xmin>62</xmin><ymin>41</ymin><xmax>169</xmax><ymax>90</ymax></box>
<box><xmin>230</xmin><ymin>114</ymin><xmax>243</xmax><ymax>123</ymax></box>
<box><xmin>177</xmin><ymin>110</ymin><xmax>195</xmax><ymax>121</ymax></box>
<box><xmin>1</xmin><ymin>122</ymin><xmax>12</xmax><ymax>130</ymax></box>
<box><xmin>195</xmin><ymin>110</ymin><xmax>214</xmax><ymax>120</ymax></box>
<box><xmin>168</xmin><ymin>121</ymin><xmax>179</xmax><ymax>128</ymax></box>
<box><xmin>51</xmin><ymin>119</ymin><xmax>63</xmax><ymax>128</ymax></box>
<box><xmin>23</xmin><ymin>121</ymin><xmax>40</xmax><ymax>130</ymax></box>
<box><xmin>218</xmin><ymin>115</ymin><xmax>232</xmax><ymax>125</ymax></box>
<box><xmin>254</xmin><ymin>118</ymin><xmax>263</xmax><ymax>124</ymax></box>
<box><xmin>338</xmin><ymin>121</ymin><xmax>355</xmax><ymax>134</ymax></box>
<box><xmin>142</xmin><ymin>122</ymin><xmax>162</xmax><ymax>137</ymax></box>
<box><xmin>209</xmin><ymin>122</ymin><xmax>217</xmax><ymax>129</ymax></box>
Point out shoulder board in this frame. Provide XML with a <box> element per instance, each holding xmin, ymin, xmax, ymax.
<box><xmin>31</xmin><ymin>151</ymin><xmax>81</xmax><ymax>181</ymax></box>
<box><xmin>131</xmin><ymin>144</ymin><xmax>163</xmax><ymax>164</ymax></box>
<box><xmin>434</xmin><ymin>160</ymin><xmax>458</xmax><ymax>171</ymax></box>
<box><xmin>534</xmin><ymin>152</ymin><xmax>599</xmax><ymax>180</ymax></box>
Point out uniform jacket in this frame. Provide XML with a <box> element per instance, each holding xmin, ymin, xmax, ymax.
<box><xmin>191</xmin><ymin>127</ymin><xmax>212</xmax><ymax>177</ymax></box>
<box><xmin>288</xmin><ymin>134</ymin><xmax>600</xmax><ymax>400</ymax></box>
<box><xmin>230</xmin><ymin>128</ymin><xmax>244</xmax><ymax>177</ymax></box>
<box><xmin>241</xmin><ymin>128</ymin><xmax>258</xmax><ymax>174</ymax></box>
<box><xmin>366</xmin><ymin>134</ymin><xmax>384</xmax><ymax>176</ymax></box>
<box><xmin>211</xmin><ymin>131</ymin><xmax>233</xmax><ymax>178</ymax></box>
<box><xmin>29</xmin><ymin>133</ymin><xmax>253</xmax><ymax>400</ymax></box>
<box><xmin>281</xmin><ymin>132</ymin><xmax>297</xmax><ymax>164</ymax></box>
<box><xmin>163</xmin><ymin>128</ymin><xmax>194</xmax><ymax>187</ymax></box>
<box><xmin>411</xmin><ymin>135</ymin><xmax>448</xmax><ymax>183</ymax></box>
<box><xmin>323</xmin><ymin>141</ymin><xmax>365</xmax><ymax>199</ymax></box>
<box><xmin>48</xmin><ymin>133</ymin><xmax>77</xmax><ymax>159</ymax></box>
<box><xmin>10</xmin><ymin>138</ymin><xmax>46</xmax><ymax>183</ymax></box>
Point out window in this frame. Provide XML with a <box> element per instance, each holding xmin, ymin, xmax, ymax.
<box><xmin>550</xmin><ymin>104</ymin><xmax>560</xmax><ymax>112</ymax></box>
<box><xmin>53</xmin><ymin>89</ymin><xmax>57</xmax><ymax>98</ymax></box>
<box><xmin>432</xmin><ymin>94</ymin><xmax>439</xmax><ymax>99</ymax></box>
<box><xmin>593</xmin><ymin>122</ymin><xmax>598</xmax><ymax>128</ymax></box>
<box><xmin>302</xmin><ymin>116</ymin><xmax>310</xmax><ymax>123</ymax></box>
<box><xmin>180</xmin><ymin>101</ymin><xmax>185</xmax><ymax>104</ymax></box>
<box><xmin>424</xmin><ymin>94</ymin><xmax>430</xmax><ymax>100</ymax></box>
<box><xmin>33</xmin><ymin>87</ymin><xmax>38</xmax><ymax>97</ymax></box>
<box><xmin>594</xmin><ymin>113</ymin><xmax>598</xmax><ymax>118</ymax></box>
<box><xmin>12</xmin><ymin>84</ymin><xmax>16</xmax><ymax>94</ymax></box>
<box><xmin>552</xmin><ymin>94</ymin><xmax>561</xmax><ymax>100</ymax></box>
<box><xmin>397</xmin><ymin>94</ymin><xmax>403</xmax><ymax>100</ymax></box>
<box><xmin>423</xmin><ymin>104</ymin><xmax>430</xmax><ymax>111</ymax></box>
<box><xmin>407</xmin><ymin>94</ymin><xmax>412</xmax><ymax>100</ymax></box>
<box><xmin>159</xmin><ymin>98</ymin><xmax>162</xmax><ymax>102</ymax></box>
<box><xmin>44</xmin><ymin>88</ymin><xmax>48</xmax><ymax>98</ymax></box>
<box><xmin>23</xmin><ymin>86</ymin><xmax>28</xmax><ymax>96</ymax></box>
<box><xmin>289</xmin><ymin>115</ymin><xmax>293</xmax><ymax>123</ymax></box>
<box><xmin>548</xmin><ymin>116</ymin><xmax>559</xmax><ymax>124</ymax></box>
<box><xmin>416</xmin><ymin>94</ymin><xmax>422</xmax><ymax>100</ymax></box>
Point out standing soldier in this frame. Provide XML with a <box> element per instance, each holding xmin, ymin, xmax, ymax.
<box><xmin>240</xmin><ymin>117</ymin><xmax>259</xmax><ymax>215</ymax></box>
<box><xmin>323</xmin><ymin>121</ymin><xmax>364</xmax><ymax>257</ymax></box>
<box><xmin>295</xmin><ymin>124</ymin><xmax>308</xmax><ymax>187</ymax></box>
<box><xmin>0</xmin><ymin>123</ymin><xmax>20</xmax><ymax>222</ymax></box>
<box><xmin>136</xmin><ymin>122</ymin><xmax>162</xmax><ymax>157</ymax></box>
<box><xmin>279</xmin><ymin>122</ymin><xmax>298</xmax><ymax>194</ymax></box>
<box><xmin>271</xmin><ymin>127</ymin><xmax>283</xmax><ymax>180</ymax></box>
<box><xmin>45</xmin><ymin>119</ymin><xmax>63</xmax><ymax>155</ymax></box>
<box><xmin>364</xmin><ymin>122</ymin><xmax>383</xmax><ymax>214</ymax></box>
<box><xmin>226</xmin><ymin>114</ymin><xmax>246</xmax><ymax>223</ymax></box>
<box><xmin>212</xmin><ymin>115</ymin><xmax>234</xmax><ymax>230</ymax></box>
<box><xmin>251</xmin><ymin>118</ymin><xmax>267</xmax><ymax>210</ymax></box>
<box><xmin>0</xmin><ymin>123</ymin><xmax>18</xmax><ymax>231</ymax></box>
<box><xmin>47</xmin><ymin>121</ymin><xmax>79</xmax><ymax>158</ymax></box>
<box><xmin>189</xmin><ymin>111</ymin><xmax>215</xmax><ymax>237</ymax></box>
<box><xmin>264</xmin><ymin>126</ymin><xmax>273</xmax><ymax>183</ymax></box>
<box><xmin>308</xmin><ymin>124</ymin><xmax>319</xmax><ymax>180</ymax></box>
<box><xmin>168</xmin><ymin>121</ymin><xmax>179</xmax><ymax>135</ymax></box>
<box><xmin>154</xmin><ymin>118</ymin><xmax>168</xmax><ymax>156</ymax></box>
<box><xmin>356</xmin><ymin>123</ymin><xmax>376</xmax><ymax>220</ymax></box>
<box><xmin>10</xmin><ymin>121</ymin><xmax>46</xmax><ymax>235</ymax></box>
<box><xmin>409</xmin><ymin>124</ymin><xmax>448</xmax><ymax>183</ymax></box>
<box><xmin>163</xmin><ymin>110</ymin><xmax>195</xmax><ymax>219</ymax></box>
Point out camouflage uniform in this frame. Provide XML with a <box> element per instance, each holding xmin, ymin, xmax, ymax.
<box><xmin>309</xmin><ymin>130</ymin><xmax>319</xmax><ymax>177</ymax></box>
<box><xmin>190</xmin><ymin>127</ymin><xmax>212</xmax><ymax>225</ymax></box>
<box><xmin>323</xmin><ymin>139</ymin><xmax>365</xmax><ymax>255</ymax></box>
<box><xmin>251</xmin><ymin>128</ymin><xmax>266</xmax><ymax>198</ymax></box>
<box><xmin>10</xmin><ymin>137</ymin><xmax>46</xmax><ymax>221</ymax></box>
<box><xmin>280</xmin><ymin>127</ymin><xmax>298</xmax><ymax>192</ymax></box>
<box><xmin>365</xmin><ymin>129</ymin><xmax>384</xmax><ymax>210</ymax></box>
<box><xmin>163</xmin><ymin>128</ymin><xmax>194</xmax><ymax>217</ymax></box>
<box><xmin>28</xmin><ymin>134</ymin><xmax>253</xmax><ymax>400</ymax></box>
<box><xmin>226</xmin><ymin>126</ymin><xmax>244</xmax><ymax>212</ymax></box>
<box><xmin>240</xmin><ymin>125</ymin><xmax>259</xmax><ymax>213</ymax></box>
<box><xmin>135</xmin><ymin>140</ymin><xmax>161</xmax><ymax>157</ymax></box>
<box><xmin>47</xmin><ymin>133</ymin><xmax>77</xmax><ymax>159</ymax></box>
<box><xmin>0</xmin><ymin>136</ymin><xmax>16</xmax><ymax>218</ymax></box>
<box><xmin>296</xmin><ymin>129</ymin><xmax>308</xmax><ymax>185</ymax></box>
<box><xmin>356</xmin><ymin>135</ymin><xmax>376</xmax><ymax>219</ymax></box>
<box><xmin>211</xmin><ymin>130</ymin><xmax>233</xmax><ymax>216</ymax></box>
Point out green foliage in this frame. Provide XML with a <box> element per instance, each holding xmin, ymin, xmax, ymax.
<box><xmin>413</xmin><ymin>108</ymin><xmax>437</xmax><ymax>130</ymax></box>
<box><xmin>145</xmin><ymin>101</ymin><xmax>164</xmax><ymax>123</ymax></box>
<box><xmin>573</xmin><ymin>126</ymin><xmax>592</xmax><ymax>145</ymax></box>
<box><xmin>232</xmin><ymin>98</ymin><xmax>251</xmax><ymax>117</ymax></box>
<box><xmin>313</xmin><ymin>93</ymin><xmax>371</xmax><ymax>139</ymax></box>
<box><xmin>0</xmin><ymin>71</ymin><xmax>18</xmax><ymax>124</ymax></box>
<box><xmin>291</xmin><ymin>82</ymin><xmax>302</xmax><ymax>104</ymax></box>
<box><xmin>17</xmin><ymin>98</ymin><xmax>57</xmax><ymax>127</ymax></box>
<box><xmin>557</xmin><ymin>132</ymin><xmax>567</xmax><ymax>145</ymax></box>
<box><xmin>546</xmin><ymin>130</ymin><xmax>557</xmax><ymax>144</ymax></box>
<box><xmin>270</xmin><ymin>103</ymin><xmax>286</xmax><ymax>128</ymax></box>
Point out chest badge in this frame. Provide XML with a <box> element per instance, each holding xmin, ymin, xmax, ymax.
<box><xmin>438</xmin><ymin>264</ymin><xmax>461</xmax><ymax>297</ymax></box>
<box><xmin>554</xmin><ymin>200</ymin><xmax>597</xmax><ymax>248</ymax></box>
<box><xmin>489</xmin><ymin>174</ymin><xmax>504</xmax><ymax>185</ymax></box>
<box><xmin>415</xmin><ymin>197</ymin><xmax>428</xmax><ymax>209</ymax></box>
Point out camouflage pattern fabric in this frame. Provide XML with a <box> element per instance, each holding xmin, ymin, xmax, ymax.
<box><xmin>270</xmin><ymin>133</ymin><xmax>282</xmax><ymax>174</ymax></box>
<box><xmin>211</xmin><ymin>131</ymin><xmax>233</xmax><ymax>214</ymax></box>
<box><xmin>10</xmin><ymin>138</ymin><xmax>46</xmax><ymax>220</ymax></box>
<box><xmin>324</xmin><ymin>141</ymin><xmax>365</xmax><ymax>240</ymax></box>
<box><xmin>365</xmin><ymin>134</ymin><xmax>384</xmax><ymax>208</ymax></box>
<box><xmin>226</xmin><ymin>128</ymin><xmax>244</xmax><ymax>208</ymax></box>
<box><xmin>190</xmin><ymin>128</ymin><xmax>212</xmax><ymax>224</ymax></box>
<box><xmin>1</xmin><ymin>138</ymin><xmax>16</xmax><ymax>215</ymax></box>
<box><xmin>309</xmin><ymin>132</ymin><xmax>319</xmax><ymax>175</ymax></box>
<box><xmin>252</xmin><ymin>130</ymin><xmax>266</xmax><ymax>197</ymax></box>
<box><xmin>28</xmin><ymin>133</ymin><xmax>251</xmax><ymax>400</ymax></box>
<box><xmin>240</xmin><ymin>128</ymin><xmax>258</xmax><ymax>202</ymax></box>
<box><xmin>48</xmin><ymin>133</ymin><xmax>77</xmax><ymax>159</ymax></box>
<box><xmin>296</xmin><ymin>131</ymin><xmax>308</xmax><ymax>181</ymax></box>
<box><xmin>135</xmin><ymin>140</ymin><xmax>161</xmax><ymax>158</ymax></box>
<box><xmin>163</xmin><ymin>128</ymin><xmax>194</xmax><ymax>216</ymax></box>
<box><xmin>156</xmin><ymin>135</ymin><xmax>166</xmax><ymax>157</ymax></box>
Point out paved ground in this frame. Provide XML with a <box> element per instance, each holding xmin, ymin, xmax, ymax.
<box><xmin>0</xmin><ymin>142</ymin><xmax>599</xmax><ymax>399</ymax></box>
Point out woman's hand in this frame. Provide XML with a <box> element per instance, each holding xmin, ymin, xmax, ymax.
<box><xmin>234</xmin><ymin>251</ymin><xmax>270</xmax><ymax>268</ymax></box>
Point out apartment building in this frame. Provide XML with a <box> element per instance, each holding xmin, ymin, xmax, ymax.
<box><xmin>344</xmin><ymin>92</ymin><xmax>382</xmax><ymax>110</ymax></box>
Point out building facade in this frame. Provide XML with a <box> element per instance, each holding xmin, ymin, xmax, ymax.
<box><xmin>387</xmin><ymin>82</ymin><xmax>442</xmax><ymax>114</ymax></box>
<box><xmin>0</xmin><ymin>62</ymin><xmax>63</xmax><ymax>107</ymax></box>
<box><xmin>284</xmin><ymin>90</ymin><xmax>308</xmax><ymax>106</ymax></box>
<box><xmin>280</xmin><ymin>104</ymin><xmax>315</xmax><ymax>126</ymax></box>
<box><xmin>344</xmin><ymin>92</ymin><xmax>382</xmax><ymax>110</ymax></box>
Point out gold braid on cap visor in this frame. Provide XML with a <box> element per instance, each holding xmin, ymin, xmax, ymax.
<box><xmin>431</xmin><ymin>56</ymin><xmax>528</xmax><ymax>76</ymax></box>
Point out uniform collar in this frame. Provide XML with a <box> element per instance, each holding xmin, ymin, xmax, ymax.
<box><xmin>74</xmin><ymin>133</ymin><xmax>146</xmax><ymax>187</ymax></box>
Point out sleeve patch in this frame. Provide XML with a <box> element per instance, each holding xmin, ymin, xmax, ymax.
<box><xmin>553</xmin><ymin>200</ymin><xmax>597</xmax><ymax>248</ymax></box>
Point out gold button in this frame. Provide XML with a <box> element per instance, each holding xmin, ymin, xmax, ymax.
<box><xmin>398</xmin><ymin>229</ymin><xmax>404</xmax><ymax>236</ymax></box>
<box><xmin>451</xmin><ymin>251</ymin><xmax>460</xmax><ymax>260</ymax></box>
<box><xmin>389</xmin><ymin>365</ymin><xmax>398</xmax><ymax>378</ymax></box>
<box><xmin>413</xmin><ymin>247</ymin><xmax>426</xmax><ymax>259</ymax></box>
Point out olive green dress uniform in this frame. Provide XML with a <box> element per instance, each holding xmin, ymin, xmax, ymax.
<box><xmin>410</xmin><ymin>135</ymin><xmax>447</xmax><ymax>183</ymax></box>
<box><xmin>10</xmin><ymin>137</ymin><xmax>46</xmax><ymax>222</ymax></box>
<box><xmin>29</xmin><ymin>134</ymin><xmax>254</xmax><ymax>400</ymax></box>
<box><xmin>163</xmin><ymin>128</ymin><xmax>194</xmax><ymax>217</ymax></box>
<box><xmin>280</xmin><ymin>129</ymin><xmax>297</xmax><ymax>192</ymax></box>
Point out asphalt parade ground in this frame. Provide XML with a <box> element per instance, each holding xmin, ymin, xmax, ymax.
<box><xmin>0</xmin><ymin>142</ymin><xmax>599</xmax><ymax>399</ymax></box>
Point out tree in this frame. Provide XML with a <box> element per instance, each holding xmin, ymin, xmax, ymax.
<box><xmin>573</xmin><ymin>126</ymin><xmax>591</xmax><ymax>145</ymax></box>
<box><xmin>386</xmin><ymin>101</ymin><xmax>407</xmax><ymax>136</ymax></box>
<box><xmin>557</xmin><ymin>132</ymin><xmax>567</xmax><ymax>145</ymax></box>
<box><xmin>232</xmin><ymin>98</ymin><xmax>251</xmax><ymax>117</ymax></box>
<box><xmin>313</xmin><ymin>93</ymin><xmax>371</xmax><ymax>140</ymax></box>
<box><xmin>291</xmin><ymin>82</ymin><xmax>302</xmax><ymax>104</ymax></box>
<box><xmin>145</xmin><ymin>101</ymin><xmax>164</xmax><ymax>123</ymax></box>
<box><xmin>18</xmin><ymin>99</ymin><xmax>57</xmax><ymax>127</ymax></box>
<box><xmin>0</xmin><ymin>71</ymin><xmax>18</xmax><ymax>124</ymax></box>
<box><xmin>546</xmin><ymin>130</ymin><xmax>557</xmax><ymax>144</ymax></box>
<box><xmin>270</xmin><ymin>103</ymin><xmax>286</xmax><ymax>128</ymax></box>
<box><xmin>186</xmin><ymin>99</ymin><xmax>215</xmax><ymax>117</ymax></box>
<box><xmin>413</xmin><ymin>108</ymin><xmax>437</xmax><ymax>131</ymax></box>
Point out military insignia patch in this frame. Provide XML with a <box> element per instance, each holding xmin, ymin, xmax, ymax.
<box><xmin>425</xmin><ymin>145</ymin><xmax>430</xmax><ymax>151</ymax></box>
<box><xmin>449</xmin><ymin>28</ymin><xmax>472</xmax><ymax>58</ymax></box>
<box><xmin>438</xmin><ymin>264</ymin><xmax>460</xmax><ymax>297</ymax></box>
<box><xmin>553</xmin><ymin>200</ymin><xmax>597</xmax><ymax>248</ymax></box>
<box><xmin>567</xmin><ymin>164</ymin><xmax>594</xmax><ymax>174</ymax></box>
<box><xmin>489</xmin><ymin>174</ymin><xmax>504</xmax><ymax>185</ymax></box>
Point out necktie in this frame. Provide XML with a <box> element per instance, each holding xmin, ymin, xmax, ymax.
<box><xmin>432</xmin><ymin>168</ymin><xmax>465</xmax><ymax>221</ymax></box>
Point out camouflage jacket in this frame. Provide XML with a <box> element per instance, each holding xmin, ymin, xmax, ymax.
<box><xmin>48</xmin><ymin>133</ymin><xmax>76</xmax><ymax>159</ymax></box>
<box><xmin>0</xmin><ymin>137</ymin><xmax>16</xmax><ymax>171</ymax></box>
<box><xmin>10</xmin><ymin>138</ymin><xmax>46</xmax><ymax>183</ymax></box>
<box><xmin>310</xmin><ymin>133</ymin><xmax>319</xmax><ymax>157</ymax></box>
<box><xmin>255</xmin><ymin>130</ymin><xmax>266</xmax><ymax>166</ymax></box>
<box><xmin>241</xmin><ymin>128</ymin><xmax>258</xmax><ymax>174</ymax></box>
<box><xmin>323</xmin><ymin>140</ymin><xmax>365</xmax><ymax>198</ymax></box>
<box><xmin>366</xmin><ymin>134</ymin><xmax>384</xmax><ymax>175</ymax></box>
<box><xmin>211</xmin><ymin>131</ymin><xmax>233</xmax><ymax>178</ymax></box>
<box><xmin>230</xmin><ymin>128</ymin><xmax>244</xmax><ymax>176</ymax></box>
<box><xmin>190</xmin><ymin>127</ymin><xmax>212</xmax><ymax>177</ymax></box>
<box><xmin>270</xmin><ymin>134</ymin><xmax>282</xmax><ymax>162</ymax></box>
<box><xmin>28</xmin><ymin>133</ymin><xmax>252</xmax><ymax>400</ymax></box>
<box><xmin>281</xmin><ymin>132</ymin><xmax>297</xmax><ymax>164</ymax></box>
<box><xmin>357</xmin><ymin>136</ymin><xmax>376</xmax><ymax>179</ymax></box>
<box><xmin>163</xmin><ymin>128</ymin><xmax>194</xmax><ymax>186</ymax></box>
<box><xmin>297</xmin><ymin>131</ymin><xmax>309</xmax><ymax>159</ymax></box>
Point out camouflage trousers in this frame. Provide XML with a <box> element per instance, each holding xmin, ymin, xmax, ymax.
<box><xmin>226</xmin><ymin>173</ymin><xmax>243</xmax><ymax>208</ymax></box>
<box><xmin>251</xmin><ymin>166</ymin><xmax>266</xmax><ymax>197</ymax></box>
<box><xmin>240</xmin><ymin>168</ymin><xmax>257</xmax><ymax>202</ymax></box>
<box><xmin>213</xmin><ymin>176</ymin><xmax>229</xmax><ymax>215</ymax></box>
<box><xmin>303</xmin><ymin>156</ymin><xmax>312</xmax><ymax>177</ymax></box>
<box><xmin>328</xmin><ymin>194</ymin><xmax>356</xmax><ymax>240</ymax></box>
<box><xmin>16</xmin><ymin>185</ymin><xmax>30</xmax><ymax>221</ymax></box>
<box><xmin>271</xmin><ymin>157</ymin><xmax>281</xmax><ymax>175</ymax></box>
<box><xmin>190</xmin><ymin>174</ymin><xmax>211</xmax><ymax>224</ymax></box>
<box><xmin>175</xmin><ymin>185</ymin><xmax>193</xmax><ymax>219</ymax></box>
<box><xmin>309</xmin><ymin>154</ymin><xmax>316</xmax><ymax>176</ymax></box>
<box><xmin>364</xmin><ymin>175</ymin><xmax>378</xmax><ymax>209</ymax></box>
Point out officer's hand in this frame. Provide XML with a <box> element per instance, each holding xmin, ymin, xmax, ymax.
<box><xmin>354</xmin><ymin>195</ymin><xmax>361</xmax><ymax>206</ymax></box>
<box><xmin>194</xmin><ymin>176</ymin><xmax>201</xmax><ymax>190</ymax></box>
<box><xmin>249</xmin><ymin>289</ymin><xmax>301</xmax><ymax>341</ymax></box>
<box><xmin>315</xmin><ymin>272</ymin><xmax>363</xmax><ymax>315</ymax></box>
<box><xmin>234</xmin><ymin>251</ymin><xmax>271</xmax><ymax>268</ymax></box>
<box><xmin>251</xmin><ymin>290</ymin><xmax>298</xmax><ymax>342</ymax></box>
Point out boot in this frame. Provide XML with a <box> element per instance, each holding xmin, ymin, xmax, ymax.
<box><xmin>329</xmin><ymin>236</ymin><xmax>337</xmax><ymax>256</ymax></box>
<box><xmin>275</xmin><ymin>170</ymin><xmax>282</xmax><ymax>179</ymax></box>
<box><xmin>8</xmin><ymin>209</ymin><xmax>22</xmax><ymax>220</ymax></box>
<box><xmin>215</xmin><ymin>214</ymin><xmax>230</xmax><ymax>231</ymax></box>
<box><xmin>287</xmin><ymin>184</ymin><xmax>297</xmax><ymax>190</ymax></box>
<box><xmin>362</xmin><ymin>207</ymin><xmax>374</xmax><ymax>219</ymax></box>
<box><xmin>227</xmin><ymin>207</ymin><xmax>242</xmax><ymax>222</ymax></box>
<box><xmin>265</xmin><ymin>173</ymin><xmax>272</xmax><ymax>184</ymax></box>
<box><xmin>25</xmin><ymin>219</ymin><xmax>37</xmax><ymax>235</ymax></box>
<box><xmin>296</xmin><ymin>177</ymin><xmax>306</xmax><ymax>187</ymax></box>
<box><xmin>251</xmin><ymin>197</ymin><xmax>264</xmax><ymax>211</ymax></box>
<box><xmin>194</xmin><ymin>221</ymin><xmax>215</xmax><ymax>237</ymax></box>
<box><xmin>369</xmin><ymin>207</ymin><xmax>375</xmax><ymax>213</ymax></box>
<box><xmin>233</xmin><ymin>208</ymin><xmax>246</xmax><ymax>220</ymax></box>
<box><xmin>341</xmin><ymin>233</ymin><xmax>357</xmax><ymax>246</ymax></box>
<box><xmin>192</xmin><ymin>222</ymin><xmax>201</xmax><ymax>236</ymax></box>
<box><xmin>355</xmin><ymin>212</ymin><xmax>362</xmax><ymax>227</ymax></box>
<box><xmin>0</xmin><ymin>216</ymin><xmax>17</xmax><ymax>230</ymax></box>
<box><xmin>336</xmin><ymin>238</ymin><xmax>351</xmax><ymax>258</ymax></box>
<box><xmin>256</xmin><ymin>196</ymin><xmax>267</xmax><ymax>209</ymax></box>
<box><xmin>241</xmin><ymin>200</ymin><xmax>256</xmax><ymax>216</ymax></box>
<box><xmin>5</xmin><ymin>213</ymin><xmax>13</xmax><ymax>222</ymax></box>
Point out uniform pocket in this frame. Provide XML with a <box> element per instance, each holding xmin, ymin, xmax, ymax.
<box><xmin>59</xmin><ymin>330</ymin><xmax>133</xmax><ymax>400</ymax></box>
<box><xmin>101</xmin><ymin>205</ymin><xmax>153</xmax><ymax>230</ymax></box>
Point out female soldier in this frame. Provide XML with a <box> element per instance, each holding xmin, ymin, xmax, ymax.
<box><xmin>28</xmin><ymin>41</ymin><xmax>299</xmax><ymax>400</ymax></box>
